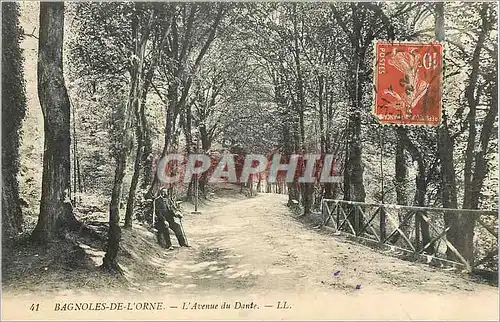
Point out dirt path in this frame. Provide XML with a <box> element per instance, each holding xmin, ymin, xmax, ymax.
<box><xmin>133</xmin><ymin>193</ymin><xmax>498</xmax><ymax>319</ymax></box>
<box><xmin>3</xmin><ymin>193</ymin><xmax>498</xmax><ymax>320</ymax></box>
<box><xmin>158</xmin><ymin>193</ymin><xmax>493</xmax><ymax>293</ymax></box>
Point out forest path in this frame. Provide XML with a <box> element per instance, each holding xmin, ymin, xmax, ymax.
<box><xmin>3</xmin><ymin>192</ymin><xmax>498</xmax><ymax>320</ymax></box>
<box><xmin>140</xmin><ymin>192</ymin><xmax>499</xmax><ymax>319</ymax></box>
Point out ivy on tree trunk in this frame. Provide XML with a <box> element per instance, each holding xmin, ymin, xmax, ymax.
<box><xmin>2</xmin><ymin>2</ymin><xmax>26</xmax><ymax>241</ymax></box>
<box><xmin>32</xmin><ymin>2</ymin><xmax>77</xmax><ymax>244</ymax></box>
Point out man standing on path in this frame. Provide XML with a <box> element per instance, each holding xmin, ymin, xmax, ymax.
<box><xmin>154</xmin><ymin>188</ymin><xmax>189</xmax><ymax>250</ymax></box>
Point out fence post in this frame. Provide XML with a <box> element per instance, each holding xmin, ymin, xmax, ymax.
<box><xmin>321</xmin><ymin>199</ymin><xmax>325</xmax><ymax>225</ymax></box>
<box><xmin>336</xmin><ymin>201</ymin><xmax>340</xmax><ymax>230</ymax></box>
<box><xmin>380</xmin><ymin>205</ymin><xmax>386</xmax><ymax>243</ymax></box>
<box><xmin>354</xmin><ymin>205</ymin><xmax>360</xmax><ymax>236</ymax></box>
<box><xmin>414</xmin><ymin>211</ymin><xmax>420</xmax><ymax>252</ymax></box>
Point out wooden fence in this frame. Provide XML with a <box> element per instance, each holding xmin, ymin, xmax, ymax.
<box><xmin>321</xmin><ymin>199</ymin><xmax>498</xmax><ymax>272</ymax></box>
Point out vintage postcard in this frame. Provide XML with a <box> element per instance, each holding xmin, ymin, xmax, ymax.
<box><xmin>2</xmin><ymin>1</ymin><xmax>499</xmax><ymax>321</ymax></box>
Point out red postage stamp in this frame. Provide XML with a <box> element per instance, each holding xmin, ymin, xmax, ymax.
<box><xmin>373</xmin><ymin>41</ymin><xmax>443</xmax><ymax>126</ymax></box>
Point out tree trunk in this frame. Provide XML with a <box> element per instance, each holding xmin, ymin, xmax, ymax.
<box><xmin>124</xmin><ymin>82</ymin><xmax>149</xmax><ymax>228</ymax></box>
<box><xmin>31</xmin><ymin>2</ymin><xmax>76</xmax><ymax>244</ymax></box>
<box><xmin>287</xmin><ymin>183</ymin><xmax>300</xmax><ymax>205</ymax></box>
<box><xmin>324</xmin><ymin>77</ymin><xmax>336</xmax><ymax>200</ymax></box>
<box><xmin>343</xmin><ymin>9</ymin><xmax>367</xmax><ymax>233</ymax></box>
<box><xmin>389</xmin><ymin>127</ymin><xmax>410</xmax><ymax>244</ymax></box>
<box><xmin>102</xmin><ymin>157</ymin><xmax>126</xmax><ymax>273</ymax></box>
<box><xmin>123</xmin><ymin>6</ymin><xmax>156</xmax><ymax>228</ymax></box>
<box><xmin>319</xmin><ymin>76</ymin><xmax>335</xmax><ymax>200</ymax></box>
<box><xmin>457</xmin><ymin>80</ymin><xmax>497</xmax><ymax>263</ymax></box>
<box><xmin>395</xmin><ymin>129</ymin><xmax>409</xmax><ymax>206</ymax></box>
<box><xmin>346</xmin><ymin>74</ymin><xmax>366</xmax><ymax>204</ymax></box>
<box><xmin>433</xmin><ymin>1</ymin><xmax>460</xmax><ymax>262</ymax></box>
<box><xmin>124</xmin><ymin>124</ymin><xmax>144</xmax><ymax>228</ymax></box>
<box><xmin>290</xmin><ymin>5</ymin><xmax>314</xmax><ymax>215</ymax></box>
<box><xmin>2</xmin><ymin>2</ymin><xmax>26</xmax><ymax>241</ymax></box>
<box><xmin>292</xmin><ymin>3</ymin><xmax>306</xmax><ymax>146</ymax></box>
<box><xmin>414</xmin><ymin>160</ymin><xmax>434</xmax><ymax>254</ymax></box>
<box><xmin>469</xmin><ymin>75</ymin><xmax>497</xmax><ymax>210</ymax></box>
<box><xmin>183</xmin><ymin>102</ymin><xmax>196</xmax><ymax>199</ymax></box>
<box><xmin>439</xmin><ymin>115</ymin><xmax>460</xmax><ymax>260</ymax></box>
<box><xmin>197</xmin><ymin>124</ymin><xmax>212</xmax><ymax>198</ymax></box>
<box><xmin>302</xmin><ymin>183</ymin><xmax>314</xmax><ymax>216</ymax></box>
<box><xmin>140</xmin><ymin>127</ymin><xmax>153</xmax><ymax>189</ymax></box>
<box><xmin>397</xmin><ymin>128</ymin><xmax>433</xmax><ymax>253</ymax></box>
<box><xmin>146</xmin><ymin>83</ymin><xmax>178</xmax><ymax>198</ymax></box>
<box><xmin>458</xmin><ymin>3</ymin><xmax>492</xmax><ymax>265</ymax></box>
<box><xmin>77</xmin><ymin>158</ymin><xmax>83</xmax><ymax>193</ymax></box>
<box><xmin>147</xmin><ymin>5</ymin><xmax>222</xmax><ymax>198</ymax></box>
<box><xmin>433</xmin><ymin>2</ymin><xmax>494</xmax><ymax>265</ymax></box>
<box><xmin>344</xmin><ymin>5</ymin><xmax>366</xmax><ymax>207</ymax></box>
<box><xmin>199</xmin><ymin>172</ymin><xmax>208</xmax><ymax>198</ymax></box>
<box><xmin>146</xmin><ymin>14</ymin><xmax>180</xmax><ymax>198</ymax></box>
<box><xmin>103</xmin><ymin>90</ymin><xmax>133</xmax><ymax>273</ymax></box>
<box><xmin>248</xmin><ymin>176</ymin><xmax>253</xmax><ymax>197</ymax></box>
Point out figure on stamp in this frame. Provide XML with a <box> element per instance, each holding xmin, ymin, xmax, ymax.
<box><xmin>382</xmin><ymin>48</ymin><xmax>430</xmax><ymax>116</ymax></box>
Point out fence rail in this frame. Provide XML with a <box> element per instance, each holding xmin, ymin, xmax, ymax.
<box><xmin>321</xmin><ymin>199</ymin><xmax>498</xmax><ymax>272</ymax></box>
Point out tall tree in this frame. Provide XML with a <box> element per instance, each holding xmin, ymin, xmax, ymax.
<box><xmin>69</xmin><ymin>3</ymin><xmax>171</xmax><ymax>228</ymax></box>
<box><xmin>332</xmin><ymin>3</ymin><xmax>367</xmax><ymax>205</ymax></box>
<box><xmin>2</xmin><ymin>2</ymin><xmax>27</xmax><ymax>241</ymax></box>
<box><xmin>102</xmin><ymin>91</ymin><xmax>134</xmax><ymax>273</ymax></box>
<box><xmin>123</xmin><ymin>3</ymin><xmax>165</xmax><ymax>228</ymax></box>
<box><xmin>147</xmin><ymin>3</ymin><xmax>226</xmax><ymax>198</ymax></box>
<box><xmin>432</xmin><ymin>2</ymin><xmax>462</xmax><ymax>263</ymax></box>
<box><xmin>31</xmin><ymin>2</ymin><xmax>76</xmax><ymax>243</ymax></box>
<box><xmin>447</xmin><ymin>2</ymin><xmax>497</xmax><ymax>264</ymax></box>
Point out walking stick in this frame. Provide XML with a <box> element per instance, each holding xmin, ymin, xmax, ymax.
<box><xmin>178</xmin><ymin>217</ymin><xmax>189</xmax><ymax>246</ymax></box>
<box><xmin>152</xmin><ymin>196</ymin><xmax>157</xmax><ymax>229</ymax></box>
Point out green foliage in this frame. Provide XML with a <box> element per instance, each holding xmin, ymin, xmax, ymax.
<box><xmin>62</xmin><ymin>2</ymin><xmax>497</xmax><ymax>212</ymax></box>
<box><xmin>2</xmin><ymin>2</ymin><xmax>27</xmax><ymax>160</ymax></box>
<box><xmin>68</xmin><ymin>2</ymin><xmax>134</xmax><ymax>83</ymax></box>
<box><xmin>2</xmin><ymin>2</ymin><xmax>27</xmax><ymax>234</ymax></box>
<box><xmin>108</xmin><ymin>90</ymin><xmax>134</xmax><ymax>161</ymax></box>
